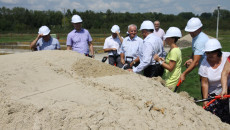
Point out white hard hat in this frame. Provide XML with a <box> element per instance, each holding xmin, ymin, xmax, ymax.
<box><xmin>111</xmin><ymin>25</ymin><xmax>120</xmax><ymax>33</ymax></box>
<box><xmin>163</xmin><ymin>27</ymin><xmax>182</xmax><ymax>40</ymax></box>
<box><xmin>38</xmin><ymin>26</ymin><xmax>50</xmax><ymax>36</ymax></box>
<box><xmin>71</xmin><ymin>15</ymin><xmax>83</xmax><ymax>23</ymax></box>
<box><xmin>185</xmin><ymin>17</ymin><xmax>203</xmax><ymax>32</ymax></box>
<box><xmin>140</xmin><ymin>20</ymin><xmax>155</xmax><ymax>30</ymax></box>
<box><xmin>203</xmin><ymin>39</ymin><xmax>222</xmax><ymax>52</ymax></box>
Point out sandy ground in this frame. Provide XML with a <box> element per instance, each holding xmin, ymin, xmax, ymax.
<box><xmin>0</xmin><ymin>50</ymin><xmax>229</xmax><ymax>130</ymax></box>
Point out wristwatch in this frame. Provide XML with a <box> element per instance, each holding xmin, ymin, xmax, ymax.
<box><xmin>159</xmin><ymin>60</ymin><xmax>163</xmax><ymax>65</ymax></box>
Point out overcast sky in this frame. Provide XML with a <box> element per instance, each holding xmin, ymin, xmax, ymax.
<box><xmin>0</xmin><ymin>0</ymin><xmax>229</xmax><ymax>15</ymax></box>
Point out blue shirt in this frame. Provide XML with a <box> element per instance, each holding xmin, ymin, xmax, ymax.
<box><xmin>66</xmin><ymin>28</ymin><xmax>92</xmax><ymax>54</ymax></box>
<box><xmin>121</xmin><ymin>36</ymin><xmax>143</xmax><ymax>62</ymax></box>
<box><xmin>192</xmin><ymin>32</ymin><xmax>209</xmax><ymax>64</ymax></box>
<box><xmin>36</xmin><ymin>37</ymin><xmax>60</xmax><ymax>51</ymax></box>
<box><xmin>133</xmin><ymin>33</ymin><xmax>165</xmax><ymax>73</ymax></box>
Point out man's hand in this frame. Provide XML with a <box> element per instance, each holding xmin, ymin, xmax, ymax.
<box><xmin>127</xmin><ymin>69</ymin><xmax>133</xmax><ymax>72</ymax></box>
<box><xmin>115</xmin><ymin>31</ymin><xmax>120</xmax><ymax>35</ymax></box>
<box><xmin>121</xmin><ymin>58</ymin><xmax>125</xmax><ymax>64</ymax></box>
<box><xmin>159</xmin><ymin>57</ymin><xmax>165</xmax><ymax>62</ymax></box>
<box><xmin>220</xmin><ymin>88</ymin><xmax>228</xmax><ymax>99</ymax></box>
<box><xmin>184</xmin><ymin>59</ymin><xmax>193</xmax><ymax>68</ymax></box>
<box><xmin>203</xmin><ymin>101</ymin><xmax>208</xmax><ymax>108</ymax></box>
<box><xmin>130</xmin><ymin>61</ymin><xmax>134</xmax><ymax>67</ymax></box>
<box><xmin>91</xmin><ymin>55</ymin><xmax>95</xmax><ymax>59</ymax></box>
<box><xmin>154</xmin><ymin>54</ymin><xmax>160</xmax><ymax>62</ymax></box>
<box><xmin>38</xmin><ymin>34</ymin><xmax>43</xmax><ymax>38</ymax></box>
<box><xmin>180</xmin><ymin>73</ymin><xmax>186</xmax><ymax>82</ymax></box>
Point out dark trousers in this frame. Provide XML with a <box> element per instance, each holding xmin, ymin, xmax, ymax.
<box><xmin>108</xmin><ymin>55</ymin><xmax>123</xmax><ymax>68</ymax></box>
<box><xmin>143</xmin><ymin>64</ymin><xmax>164</xmax><ymax>78</ymax></box>
<box><xmin>206</xmin><ymin>94</ymin><xmax>230</xmax><ymax>124</ymax></box>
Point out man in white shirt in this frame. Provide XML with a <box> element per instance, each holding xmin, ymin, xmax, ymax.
<box><xmin>128</xmin><ymin>20</ymin><xmax>165</xmax><ymax>77</ymax></box>
<box><xmin>103</xmin><ymin>25</ymin><xmax>123</xmax><ymax>68</ymax></box>
<box><xmin>120</xmin><ymin>24</ymin><xmax>143</xmax><ymax>69</ymax></box>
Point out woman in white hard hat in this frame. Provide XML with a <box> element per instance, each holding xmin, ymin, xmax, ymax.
<box><xmin>154</xmin><ymin>27</ymin><xmax>182</xmax><ymax>91</ymax></box>
<box><xmin>198</xmin><ymin>39</ymin><xmax>230</xmax><ymax>124</ymax></box>
<box><xmin>30</xmin><ymin>26</ymin><xmax>60</xmax><ymax>51</ymax></box>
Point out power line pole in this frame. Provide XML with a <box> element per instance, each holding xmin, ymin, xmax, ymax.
<box><xmin>216</xmin><ymin>5</ymin><xmax>220</xmax><ymax>39</ymax></box>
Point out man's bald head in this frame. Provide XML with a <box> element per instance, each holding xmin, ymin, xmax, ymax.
<box><xmin>154</xmin><ymin>20</ymin><xmax>160</xmax><ymax>31</ymax></box>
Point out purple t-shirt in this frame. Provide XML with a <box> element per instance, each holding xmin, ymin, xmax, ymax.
<box><xmin>66</xmin><ymin>28</ymin><xmax>92</xmax><ymax>54</ymax></box>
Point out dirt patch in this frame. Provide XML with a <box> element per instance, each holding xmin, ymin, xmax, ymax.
<box><xmin>0</xmin><ymin>50</ymin><xmax>229</xmax><ymax>129</ymax></box>
<box><xmin>72</xmin><ymin>58</ymin><xmax>127</xmax><ymax>78</ymax></box>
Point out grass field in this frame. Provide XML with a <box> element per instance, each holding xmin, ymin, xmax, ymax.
<box><xmin>0</xmin><ymin>30</ymin><xmax>229</xmax><ymax>103</ymax></box>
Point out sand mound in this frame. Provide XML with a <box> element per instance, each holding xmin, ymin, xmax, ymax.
<box><xmin>176</xmin><ymin>34</ymin><xmax>215</xmax><ymax>48</ymax></box>
<box><xmin>0</xmin><ymin>50</ymin><xmax>229</xmax><ymax>129</ymax></box>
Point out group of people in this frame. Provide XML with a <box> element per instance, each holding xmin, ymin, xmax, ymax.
<box><xmin>30</xmin><ymin>14</ymin><xmax>229</xmax><ymax>123</ymax></box>
<box><xmin>31</xmin><ymin>14</ymin><xmax>94</xmax><ymax>58</ymax></box>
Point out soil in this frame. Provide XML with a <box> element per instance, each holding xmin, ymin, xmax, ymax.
<box><xmin>0</xmin><ymin>50</ymin><xmax>229</xmax><ymax>129</ymax></box>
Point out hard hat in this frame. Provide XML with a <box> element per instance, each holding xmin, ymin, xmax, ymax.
<box><xmin>163</xmin><ymin>27</ymin><xmax>182</xmax><ymax>40</ymax></box>
<box><xmin>38</xmin><ymin>26</ymin><xmax>50</xmax><ymax>36</ymax></box>
<box><xmin>111</xmin><ymin>25</ymin><xmax>120</xmax><ymax>33</ymax></box>
<box><xmin>185</xmin><ymin>17</ymin><xmax>203</xmax><ymax>32</ymax></box>
<box><xmin>71</xmin><ymin>15</ymin><xmax>83</xmax><ymax>23</ymax></box>
<box><xmin>203</xmin><ymin>39</ymin><xmax>222</xmax><ymax>52</ymax></box>
<box><xmin>139</xmin><ymin>20</ymin><xmax>155</xmax><ymax>30</ymax></box>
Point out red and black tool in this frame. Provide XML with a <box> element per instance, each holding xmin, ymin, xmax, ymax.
<box><xmin>174</xmin><ymin>79</ymin><xmax>182</xmax><ymax>92</ymax></box>
<box><xmin>195</xmin><ymin>95</ymin><xmax>230</xmax><ymax>109</ymax></box>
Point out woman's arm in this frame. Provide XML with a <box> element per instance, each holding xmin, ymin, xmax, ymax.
<box><xmin>201</xmin><ymin>76</ymin><xmax>209</xmax><ymax>107</ymax></box>
<box><xmin>154</xmin><ymin>54</ymin><xmax>176</xmax><ymax>72</ymax></box>
<box><xmin>221</xmin><ymin>60</ymin><xmax>230</xmax><ymax>97</ymax></box>
<box><xmin>161</xmin><ymin>60</ymin><xmax>176</xmax><ymax>72</ymax></box>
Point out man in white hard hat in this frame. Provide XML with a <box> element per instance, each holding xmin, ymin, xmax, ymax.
<box><xmin>120</xmin><ymin>24</ymin><xmax>143</xmax><ymax>69</ymax></box>
<box><xmin>180</xmin><ymin>17</ymin><xmax>209</xmax><ymax>82</ymax></box>
<box><xmin>30</xmin><ymin>25</ymin><xmax>60</xmax><ymax>51</ymax></box>
<box><xmin>128</xmin><ymin>20</ymin><xmax>165</xmax><ymax>77</ymax></box>
<box><xmin>103</xmin><ymin>25</ymin><xmax>123</xmax><ymax>68</ymax></box>
<box><xmin>66</xmin><ymin>14</ymin><xmax>94</xmax><ymax>58</ymax></box>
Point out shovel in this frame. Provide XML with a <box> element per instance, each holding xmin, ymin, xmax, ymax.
<box><xmin>195</xmin><ymin>95</ymin><xmax>230</xmax><ymax>109</ymax></box>
<box><xmin>174</xmin><ymin>79</ymin><xmax>182</xmax><ymax>92</ymax></box>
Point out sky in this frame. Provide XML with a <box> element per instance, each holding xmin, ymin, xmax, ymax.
<box><xmin>0</xmin><ymin>0</ymin><xmax>230</xmax><ymax>15</ymax></box>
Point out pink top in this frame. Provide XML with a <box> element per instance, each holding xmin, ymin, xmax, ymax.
<box><xmin>228</xmin><ymin>56</ymin><xmax>230</xmax><ymax>62</ymax></box>
<box><xmin>153</xmin><ymin>28</ymin><xmax>165</xmax><ymax>40</ymax></box>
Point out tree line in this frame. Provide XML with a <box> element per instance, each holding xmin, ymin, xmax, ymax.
<box><xmin>0</xmin><ymin>6</ymin><xmax>230</xmax><ymax>33</ymax></box>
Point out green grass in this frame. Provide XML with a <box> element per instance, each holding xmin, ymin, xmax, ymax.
<box><xmin>175</xmin><ymin>31</ymin><xmax>230</xmax><ymax>102</ymax></box>
<box><xmin>0</xmin><ymin>34</ymin><xmax>35</xmax><ymax>43</ymax></box>
<box><xmin>0</xmin><ymin>33</ymin><xmax>69</xmax><ymax>43</ymax></box>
